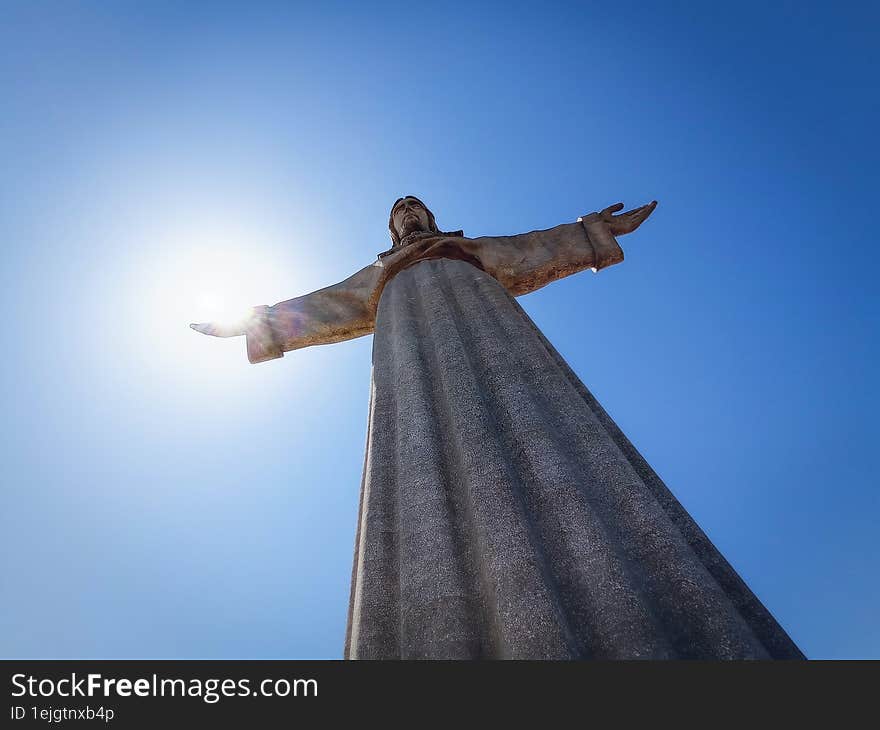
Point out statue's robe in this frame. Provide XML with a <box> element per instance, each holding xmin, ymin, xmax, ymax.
<box><xmin>246</xmin><ymin>214</ymin><xmax>804</xmax><ymax>659</ymax></box>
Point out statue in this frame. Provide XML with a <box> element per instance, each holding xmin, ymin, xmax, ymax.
<box><xmin>192</xmin><ymin>196</ymin><xmax>804</xmax><ymax>660</ymax></box>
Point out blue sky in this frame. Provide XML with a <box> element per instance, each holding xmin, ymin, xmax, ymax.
<box><xmin>1</xmin><ymin>1</ymin><xmax>877</xmax><ymax>659</ymax></box>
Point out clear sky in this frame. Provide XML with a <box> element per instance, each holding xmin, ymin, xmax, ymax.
<box><xmin>1</xmin><ymin>1</ymin><xmax>877</xmax><ymax>659</ymax></box>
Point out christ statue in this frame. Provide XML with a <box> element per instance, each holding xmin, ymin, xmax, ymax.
<box><xmin>192</xmin><ymin>196</ymin><xmax>803</xmax><ymax>660</ymax></box>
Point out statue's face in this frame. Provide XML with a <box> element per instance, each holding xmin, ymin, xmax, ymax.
<box><xmin>391</xmin><ymin>197</ymin><xmax>431</xmax><ymax>240</ymax></box>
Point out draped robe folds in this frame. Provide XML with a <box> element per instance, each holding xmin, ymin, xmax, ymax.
<box><xmin>244</xmin><ymin>214</ymin><xmax>804</xmax><ymax>660</ymax></box>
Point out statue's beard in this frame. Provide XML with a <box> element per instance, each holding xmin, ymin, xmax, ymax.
<box><xmin>400</xmin><ymin>216</ymin><xmax>426</xmax><ymax>237</ymax></box>
<box><xmin>395</xmin><ymin>219</ymin><xmax>430</xmax><ymax>245</ymax></box>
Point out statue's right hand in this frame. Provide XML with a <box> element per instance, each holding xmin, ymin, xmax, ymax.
<box><xmin>189</xmin><ymin>321</ymin><xmax>247</xmax><ymax>338</ymax></box>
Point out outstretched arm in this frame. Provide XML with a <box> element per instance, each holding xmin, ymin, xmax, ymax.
<box><xmin>191</xmin><ymin>263</ymin><xmax>383</xmax><ymax>364</ymax></box>
<box><xmin>468</xmin><ymin>201</ymin><xmax>657</xmax><ymax>296</ymax></box>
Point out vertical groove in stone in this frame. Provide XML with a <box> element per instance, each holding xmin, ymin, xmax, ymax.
<box><xmin>389</xmin><ymin>268</ymin><xmax>484</xmax><ymax>658</ymax></box>
<box><xmin>345</xmin><ymin>257</ymin><xmax>804</xmax><ymax>660</ymax></box>
<box><xmin>450</xmin><ymin>267</ymin><xmax>677</xmax><ymax>658</ymax></box>
<box><xmin>345</xmin><ymin>304</ymin><xmax>402</xmax><ymax>658</ymax></box>
<box><xmin>408</xmin><ymin>263</ymin><xmax>497</xmax><ymax>658</ymax></box>
<box><xmin>427</xmin><ymin>263</ymin><xmax>579</xmax><ymax>658</ymax></box>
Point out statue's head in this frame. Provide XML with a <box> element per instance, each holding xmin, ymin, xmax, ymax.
<box><xmin>389</xmin><ymin>195</ymin><xmax>439</xmax><ymax>247</ymax></box>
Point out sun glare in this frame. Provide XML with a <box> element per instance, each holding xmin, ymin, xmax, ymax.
<box><xmin>160</xmin><ymin>247</ymin><xmax>274</xmax><ymax>333</ymax></box>
<box><xmin>127</xmin><ymin>220</ymin><xmax>304</xmax><ymax>373</ymax></box>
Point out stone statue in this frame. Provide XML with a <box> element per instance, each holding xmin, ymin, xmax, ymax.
<box><xmin>192</xmin><ymin>196</ymin><xmax>804</xmax><ymax>660</ymax></box>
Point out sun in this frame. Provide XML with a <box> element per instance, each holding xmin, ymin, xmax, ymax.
<box><xmin>157</xmin><ymin>246</ymin><xmax>272</xmax><ymax>334</ymax></box>
<box><xmin>125</xmin><ymin>219</ymin><xmax>304</xmax><ymax>372</ymax></box>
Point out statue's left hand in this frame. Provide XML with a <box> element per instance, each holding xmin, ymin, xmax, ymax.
<box><xmin>600</xmin><ymin>201</ymin><xmax>657</xmax><ymax>235</ymax></box>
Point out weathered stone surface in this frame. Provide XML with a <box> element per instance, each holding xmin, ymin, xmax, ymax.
<box><xmin>192</xmin><ymin>196</ymin><xmax>802</xmax><ymax>660</ymax></box>
<box><xmin>344</xmin><ymin>258</ymin><xmax>803</xmax><ymax>660</ymax></box>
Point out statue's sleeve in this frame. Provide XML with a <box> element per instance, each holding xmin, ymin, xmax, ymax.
<box><xmin>465</xmin><ymin>213</ymin><xmax>624</xmax><ymax>296</ymax></box>
<box><xmin>245</xmin><ymin>263</ymin><xmax>383</xmax><ymax>364</ymax></box>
